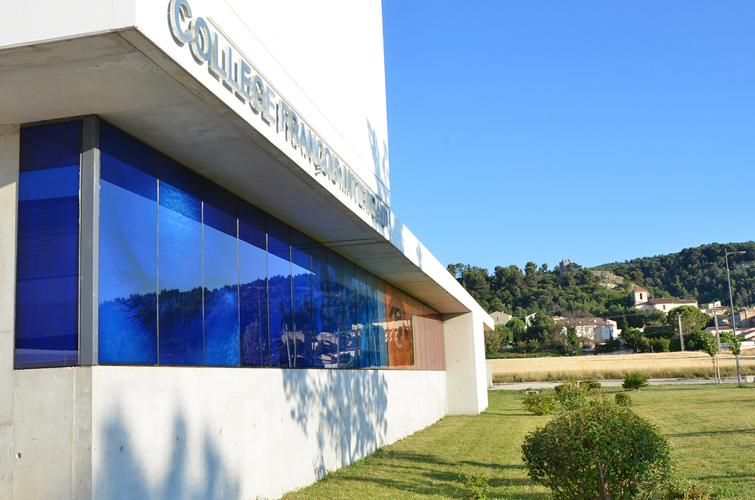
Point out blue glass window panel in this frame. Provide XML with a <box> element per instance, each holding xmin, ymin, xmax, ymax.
<box><xmin>311</xmin><ymin>242</ymin><xmax>330</xmax><ymax>367</ymax></box>
<box><xmin>327</xmin><ymin>251</ymin><xmax>347</xmax><ymax>367</ymax></box>
<box><xmin>344</xmin><ymin>262</ymin><xmax>360</xmax><ymax>368</ymax></box>
<box><xmin>267</xmin><ymin>217</ymin><xmax>293</xmax><ymax>367</ymax></box>
<box><xmin>99</xmin><ymin>123</ymin><xmax>158</xmax><ymax>364</ymax></box>
<box><xmin>15</xmin><ymin>122</ymin><xmax>81</xmax><ymax>368</ymax></box>
<box><xmin>375</xmin><ymin>278</ymin><xmax>389</xmax><ymax>367</ymax></box>
<box><xmin>356</xmin><ymin>267</ymin><xmax>370</xmax><ymax>368</ymax></box>
<box><xmin>203</xmin><ymin>181</ymin><xmax>239</xmax><ymax>367</ymax></box>
<box><xmin>291</xmin><ymin>230</ymin><xmax>314</xmax><ymax>367</ymax></box>
<box><xmin>239</xmin><ymin>202</ymin><xmax>268</xmax><ymax>366</ymax></box>
<box><xmin>366</xmin><ymin>271</ymin><xmax>379</xmax><ymax>367</ymax></box>
<box><xmin>158</xmin><ymin>157</ymin><xmax>203</xmax><ymax>366</ymax></box>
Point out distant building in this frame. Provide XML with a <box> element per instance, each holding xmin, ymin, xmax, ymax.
<box><xmin>554</xmin><ymin>317</ymin><xmax>621</xmax><ymax>346</ymax></box>
<box><xmin>731</xmin><ymin>308</ymin><xmax>755</xmax><ymax>329</ymax></box>
<box><xmin>490</xmin><ymin>311</ymin><xmax>513</xmax><ymax>326</ymax></box>
<box><xmin>631</xmin><ymin>286</ymin><xmax>698</xmax><ymax>312</ymax></box>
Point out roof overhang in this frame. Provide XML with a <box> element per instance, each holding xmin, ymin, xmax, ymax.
<box><xmin>0</xmin><ymin>30</ymin><xmax>493</xmax><ymax>327</ymax></box>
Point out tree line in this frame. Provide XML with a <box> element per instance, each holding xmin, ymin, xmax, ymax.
<box><xmin>449</xmin><ymin>241</ymin><xmax>755</xmax><ymax>320</ymax></box>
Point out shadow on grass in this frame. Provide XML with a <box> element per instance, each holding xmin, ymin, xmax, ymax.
<box><xmin>666</xmin><ymin>428</ymin><xmax>755</xmax><ymax>438</ymax></box>
<box><xmin>324</xmin><ymin>451</ymin><xmax>542</xmax><ymax>499</ymax></box>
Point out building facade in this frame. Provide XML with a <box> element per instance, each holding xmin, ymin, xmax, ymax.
<box><xmin>631</xmin><ymin>286</ymin><xmax>698</xmax><ymax>312</ymax></box>
<box><xmin>0</xmin><ymin>1</ymin><xmax>493</xmax><ymax>499</ymax></box>
<box><xmin>554</xmin><ymin>317</ymin><xmax>621</xmax><ymax>346</ymax></box>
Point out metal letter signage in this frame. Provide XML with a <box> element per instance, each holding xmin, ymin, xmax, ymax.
<box><xmin>168</xmin><ymin>0</ymin><xmax>390</xmax><ymax>229</ymax></box>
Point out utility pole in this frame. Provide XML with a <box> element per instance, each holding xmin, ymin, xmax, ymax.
<box><xmin>676</xmin><ymin>313</ymin><xmax>685</xmax><ymax>352</ymax></box>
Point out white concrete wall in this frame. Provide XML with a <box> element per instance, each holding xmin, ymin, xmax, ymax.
<box><xmin>0</xmin><ymin>0</ymin><xmax>135</xmax><ymax>47</ymax></box>
<box><xmin>0</xmin><ymin>125</ymin><xmax>20</xmax><ymax>500</ymax></box>
<box><xmin>5</xmin><ymin>366</ymin><xmax>446</xmax><ymax>500</ymax></box>
<box><xmin>132</xmin><ymin>0</ymin><xmax>390</xmax><ymax>205</ymax></box>
<box><xmin>90</xmin><ymin>366</ymin><xmax>445</xmax><ymax>500</ymax></box>
<box><xmin>1</xmin><ymin>0</ymin><xmax>390</xmax><ymax>207</ymax></box>
<box><xmin>9</xmin><ymin>368</ymin><xmax>93</xmax><ymax>500</ymax></box>
<box><xmin>443</xmin><ymin>311</ymin><xmax>489</xmax><ymax>415</ymax></box>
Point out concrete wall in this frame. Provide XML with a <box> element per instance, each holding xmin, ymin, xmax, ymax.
<box><xmin>443</xmin><ymin>311</ymin><xmax>488</xmax><ymax>415</ymax></box>
<box><xmin>91</xmin><ymin>367</ymin><xmax>446</xmax><ymax>499</ymax></box>
<box><xmin>0</xmin><ymin>125</ymin><xmax>19</xmax><ymax>500</ymax></box>
<box><xmin>5</xmin><ymin>366</ymin><xmax>446</xmax><ymax>500</ymax></box>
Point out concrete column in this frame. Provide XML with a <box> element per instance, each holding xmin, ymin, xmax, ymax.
<box><xmin>443</xmin><ymin>310</ymin><xmax>489</xmax><ymax>415</ymax></box>
<box><xmin>0</xmin><ymin>124</ymin><xmax>20</xmax><ymax>500</ymax></box>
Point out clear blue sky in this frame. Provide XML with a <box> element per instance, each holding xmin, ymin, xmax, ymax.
<box><xmin>382</xmin><ymin>1</ymin><xmax>755</xmax><ymax>273</ymax></box>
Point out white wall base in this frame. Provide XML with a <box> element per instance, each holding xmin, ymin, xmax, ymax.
<box><xmin>7</xmin><ymin>366</ymin><xmax>447</xmax><ymax>500</ymax></box>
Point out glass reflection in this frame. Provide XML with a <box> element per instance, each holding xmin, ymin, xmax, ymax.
<box><xmin>355</xmin><ymin>266</ymin><xmax>369</xmax><ymax>368</ymax></box>
<box><xmin>366</xmin><ymin>272</ymin><xmax>378</xmax><ymax>368</ymax></box>
<box><xmin>291</xmin><ymin>230</ymin><xmax>314</xmax><ymax>367</ymax></box>
<box><xmin>375</xmin><ymin>278</ymin><xmax>389</xmax><ymax>367</ymax></box>
<box><xmin>327</xmin><ymin>251</ymin><xmax>346</xmax><ymax>367</ymax></box>
<box><xmin>239</xmin><ymin>202</ymin><xmax>268</xmax><ymax>366</ymax></box>
<box><xmin>203</xmin><ymin>181</ymin><xmax>239</xmax><ymax>366</ymax></box>
<box><xmin>158</xmin><ymin>157</ymin><xmax>204</xmax><ymax>366</ymax></box>
<box><xmin>267</xmin><ymin>217</ymin><xmax>293</xmax><ymax>367</ymax></box>
<box><xmin>344</xmin><ymin>261</ymin><xmax>359</xmax><ymax>368</ymax></box>
<box><xmin>99</xmin><ymin>123</ymin><xmax>158</xmax><ymax>364</ymax></box>
<box><xmin>311</xmin><ymin>243</ymin><xmax>331</xmax><ymax>367</ymax></box>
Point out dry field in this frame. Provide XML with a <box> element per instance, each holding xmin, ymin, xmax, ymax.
<box><xmin>489</xmin><ymin>350</ymin><xmax>755</xmax><ymax>383</ymax></box>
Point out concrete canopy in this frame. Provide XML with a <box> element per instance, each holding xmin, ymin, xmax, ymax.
<box><xmin>0</xmin><ymin>30</ymin><xmax>492</xmax><ymax>324</ymax></box>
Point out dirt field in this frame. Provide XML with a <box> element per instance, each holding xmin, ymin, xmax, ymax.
<box><xmin>488</xmin><ymin>351</ymin><xmax>755</xmax><ymax>382</ymax></box>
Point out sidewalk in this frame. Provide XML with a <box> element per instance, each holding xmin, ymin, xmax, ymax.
<box><xmin>491</xmin><ymin>376</ymin><xmax>754</xmax><ymax>391</ymax></box>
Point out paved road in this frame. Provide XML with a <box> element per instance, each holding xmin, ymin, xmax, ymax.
<box><xmin>491</xmin><ymin>376</ymin><xmax>753</xmax><ymax>391</ymax></box>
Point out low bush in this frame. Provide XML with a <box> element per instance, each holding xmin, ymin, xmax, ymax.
<box><xmin>636</xmin><ymin>470</ymin><xmax>712</xmax><ymax>500</ymax></box>
<box><xmin>615</xmin><ymin>392</ymin><xmax>632</xmax><ymax>407</ymax></box>
<box><xmin>458</xmin><ymin>469</ymin><xmax>490</xmax><ymax>500</ymax></box>
<box><xmin>554</xmin><ymin>379</ymin><xmax>590</xmax><ymax>410</ymax></box>
<box><xmin>522</xmin><ymin>392</ymin><xmax>558</xmax><ymax>415</ymax></box>
<box><xmin>522</xmin><ymin>402</ymin><xmax>671</xmax><ymax>500</ymax></box>
<box><xmin>579</xmin><ymin>380</ymin><xmax>602</xmax><ymax>390</ymax></box>
<box><xmin>587</xmin><ymin>387</ymin><xmax>603</xmax><ymax>398</ymax></box>
<box><xmin>650</xmin><ymin>338</ymin><xmax>670</xmax><ymax>353</ymax></box>
<box><xmin>623</xmin><ymin>372</ymin><xmax>649</xmax><ymax>391</ymax></box>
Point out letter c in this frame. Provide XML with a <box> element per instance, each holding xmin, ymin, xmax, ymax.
<box><xmin>169</xmin><ymin>0</ymin><xmax>193</xmax><ymax>44</ymax></box>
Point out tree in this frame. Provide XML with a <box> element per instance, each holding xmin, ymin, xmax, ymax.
<box><xmin>522</xmin><ymin>402</ymin><xmax>671</xmax><ymax>500</ymax></box>
<box><xmin>484</xmin><ymin>329</ymin><xmax>502</xmax><ymax>358</ymax></box>
<box><xmin>618</xmin><ymin>315</ymin><xmax>629</xmax><ymax>334</ymax></box>
<box><xmin>506</xmin><ymin>318</ymin><xmax>526</xmax><ymax>343</ymax></box>
<box><xmin>623</xmin><ymin>328</ymin><xmax>651</xmax><ymax>353</ymax></box>
<box><xmin>693</xmin><ymin>330</ymin><xmax>719</xmax><ymax>383</ymax></box>
<box><xmin>567</xmin><ymin>326</ymin><xmax>580</xmax><ymax>356</ymax></box>
<box><xmin>666</xmin><ymin>305</ymin><xmax>709</xmax><ymax>341</ymax></box>
<box><xmin>527</xmin><ymin>311</ymin><xmax>556</xmax><ymax>343</ymax></box>
<box><xmin>495</xmin><ymin>323</ymin><xmax>512</xmax><ymax>345</ymax></box>
<box><xmin>722</xmin><ymin>331</ymin><xmax>743</xmax><ymax>387</ymax></box>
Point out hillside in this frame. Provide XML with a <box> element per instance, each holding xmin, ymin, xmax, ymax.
<box><xmin>448</xmin><ymin>241</ymin><xmax>754</xmax><ymax>320</ymax></box>
<box><xmin>594</xmin><ymin>241</ymin><xmax>755</xmax><ymax>307</ymax></box>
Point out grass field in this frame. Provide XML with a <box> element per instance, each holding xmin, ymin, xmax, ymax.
<box><xmin>281</xmin><ymin>384</ymin><xmax>755</xmax><ymax>500</ymax></box>
<box><xmin>489</xmin><ymin>351</ymin><xmax>755</xmax><ymax>383</ymax></box>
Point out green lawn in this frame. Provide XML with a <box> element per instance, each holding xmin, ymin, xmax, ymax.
<box><xmin>282</xmin><ymin>384</ymin><xmax>755</xmax><ymax>499</ymax></box>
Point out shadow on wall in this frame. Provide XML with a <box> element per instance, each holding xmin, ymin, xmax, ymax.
<box><xmin>281</xmin><ymin>369</ymin><xmax>389</xmax><ymax>479</ymax></box>
<box><xmin>367</xmin><ymin>119</ymin><xmax>389</xmax><ymax>204</ymax></box>
<box><xmin>99</xmin><ymin>409</ymin><xmax>239</xmax><ymax>500</ymax></box>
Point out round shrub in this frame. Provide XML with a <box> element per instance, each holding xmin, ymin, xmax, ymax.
<box><xmin>522</xmin><ymin>402</ymin><xmax>671</xmax><ymax>500</ymax></box>
<box><xmin>615</xmin><ymin>392</ymin><xmax>633</xmax><ymax>407</ymax></box>
<box><xmin>522</xmin><ymin>392</ymin><xmax>558</xmax><ymax>415</ymax></box>
<box><xmin>623</xmin><ymin>372</ymin><xmax>649</xmax><ymax>391</ymax></box>
<box><xmin>579</xmin><ymin>380</ymin><xmax>602</xmax><ymax>390</ymax></box>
